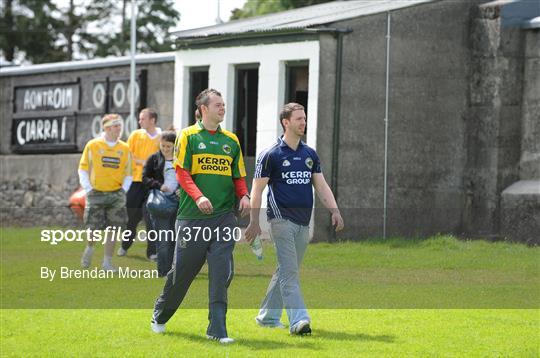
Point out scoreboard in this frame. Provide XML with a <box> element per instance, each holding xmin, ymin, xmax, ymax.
<box><xmin>11</xmin><ymin>70</ymin><xmax>147</xmax><ymax>154</ymax></box>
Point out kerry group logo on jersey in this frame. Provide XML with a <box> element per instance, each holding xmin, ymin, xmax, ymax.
<box><xmin>192</xmin><ymin>154</ymin><xmax>232</xmax><ymax>176</ymax></box>
<box><xmin>282</xmin><ymin>171</ymin><xmax>312</xmax><ymax>184</ymax></box>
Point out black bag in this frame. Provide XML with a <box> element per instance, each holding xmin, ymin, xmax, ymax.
<box><xmin>146</xmin><ymin>189</ymin><xmax>178</xmax><ymax>218</ymax></box>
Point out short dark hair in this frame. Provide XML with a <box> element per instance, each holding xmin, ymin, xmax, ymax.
<box><xmin>279</xmin><ymin>103</ymin><xmax>305</xmax><ymax>131</ymax></box>
<box><xmin>140</xmin><ymin>108</ymin><xmax>158</xmax><ymax>123</ymax></box>
<box><xmin>161</xmin><ymin>130</ymin><xmax>176</xmax><ymax>143</ymax></box>
<box><xmin>195</xmin><ymin>88</ymin><xmax>222</xmax><ymax>117</ymax></box>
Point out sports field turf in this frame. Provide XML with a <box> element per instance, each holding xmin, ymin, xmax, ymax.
<box><xmin>1</xmin><ymin>228</ymin><xmax>538</xmax><ymax>356</ymax></box>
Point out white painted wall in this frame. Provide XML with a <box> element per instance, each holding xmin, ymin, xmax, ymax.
<box><xmin>173</xmin><ymin>41</ymin><xmax>320</xmax><ymax>154</ymax></box>
<box><xmin>173</xmin><ymin>41</ymin><xmax>321</xmax><ymax>238</ymax></box>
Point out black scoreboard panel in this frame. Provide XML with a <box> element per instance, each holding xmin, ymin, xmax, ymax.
<box><xmin>11</xmin><ymin>70</ymin><xmax>147</xmax><ymax>153</ymax></box>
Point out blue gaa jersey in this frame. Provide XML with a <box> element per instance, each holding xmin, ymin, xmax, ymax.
<box><xmin>254</xmin><ymin>137</ymin><xmax>321</xmax><ymax>226</ymax></box>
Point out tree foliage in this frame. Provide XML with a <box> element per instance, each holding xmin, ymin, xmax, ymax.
<box><xmin>0</xmin><ymin>0</ymin><xmax>180</xmax><ymax>64</ymax></box>
<box><xmin>0</xmin><ymin>0</ymin><xmax>66</xmax><ymax>63</ymax></box>
<box><xmin>56</xmin><ymin>0</ymin><xmax>112</xmax><ymax>60</ymax></box>
<box><xmin>94</xmin><ymin>0</ymin><xmax>180</xmax><ymax>57</ymax></box>
<box><xmin>230</xmin><ymin>0</ymin><xmax>334</xmax><ymax>20</ymax></box>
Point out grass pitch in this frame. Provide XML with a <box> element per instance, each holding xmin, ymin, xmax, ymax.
<box><xmin>2</xmin><ymin>309</ymin><xmax>538</xmax><ymax>357</ymax></box>
<box><xmin>1</xmin><ymin>228</ymin><xmax>538</xmax><ymax>356</ymax></box>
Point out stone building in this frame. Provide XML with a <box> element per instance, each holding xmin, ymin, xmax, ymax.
<box><xmin>168</xmin><ymin>0</ymin><xmax>538</xmax><ymax>243</ymax></box>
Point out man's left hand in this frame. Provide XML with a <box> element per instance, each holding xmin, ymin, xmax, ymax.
<box><xmin>238</xmin><ymin>196</ymin><xmax>250</xmax><ymax>218</ymax></box>
<box><xmin>332</xmin><ymin>211</ymin><xmax>344</xmax><ymax>232</ymax></box>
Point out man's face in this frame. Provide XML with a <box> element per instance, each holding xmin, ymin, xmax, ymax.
<box><xmin>284</xmin><ymin>110</ymin><xmax>306</xmax><ymax>137</ymax></box>
<box><xmin>160</xmin><ymin>139</ymin><xmax>174</xmax><ymax>157</ymax></box>
<box><xmin>105</xmin><ymin>123</ymin><xmax>122</xmax><ymax>140</ymax></box>
<box><xmin>202</xmin><ymin>94</ymin><xmax>225</xmax><ymax>123</ymax></box>
<box><xmin>138</xmin><ymin>111</ymin><xmax>154</xmax><ymax>129</ymax></box>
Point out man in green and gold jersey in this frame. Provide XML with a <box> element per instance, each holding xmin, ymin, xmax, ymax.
<box><xmin>151</xmin><ymin>89</ymin><xmax>250</xmax><ymax>344</ymax></box>
<box><xmin>78</xmin><ymin>114</ymin><xmax>133</xmax><ymax>272</ymax></box>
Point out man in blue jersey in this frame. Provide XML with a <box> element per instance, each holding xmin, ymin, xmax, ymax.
<box><xmin>245</xmin><ymin>102</ymin><xmax>344</xmax><ymax>336</ymax></box>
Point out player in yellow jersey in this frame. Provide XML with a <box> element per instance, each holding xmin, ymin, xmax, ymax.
<box><xmin>78</xmin><ymin>114</ymin><xmax>133</xmax><ymax>272</ymax></box>
<box><xmin>119</xmin><ymin>108</ymin><xmax>162</xmax><ymax>259</ymax></box>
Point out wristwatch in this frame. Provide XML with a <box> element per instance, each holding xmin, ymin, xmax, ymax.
<box><xmin>243</xmin><ymin>194</ymin><xmax>251</xmax><ymax>200</ymax></box>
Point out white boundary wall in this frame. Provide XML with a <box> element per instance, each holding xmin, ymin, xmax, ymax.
<box><xmin>173</xmin><ymin>41</ymin><xmax>320</xmax><ymax>154</ymax></box>
<box><xmin>173</xmin><ymin>41</ymin><xmax>320</xmax><ymax>238</ymax></box>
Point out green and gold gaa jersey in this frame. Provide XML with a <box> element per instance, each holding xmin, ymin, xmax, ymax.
<box><xmin>174</xmin><ymin>120</ymin><xmax>246</xmax><ymax>219</ymax></box>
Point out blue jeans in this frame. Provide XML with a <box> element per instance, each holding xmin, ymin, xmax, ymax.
<box><xmin>256</xmin><ymin>218</ymin><xmax>310</xmax><ymax>329</ymax></box>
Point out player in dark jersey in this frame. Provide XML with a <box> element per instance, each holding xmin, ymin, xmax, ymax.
<box><xmin>245</xmin><ymin>103</ymin><xmax>344</xmax><ymax>336</ymax></box>
<box><xmin>151</xmin><ymin>89</ymin><xmax>250</xmax><ymax>344</ymax></box>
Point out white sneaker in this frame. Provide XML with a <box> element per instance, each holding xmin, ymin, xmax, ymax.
<box><xmin>117</xmin><ymin>247</ymin><xmax>127</xmax><ymax>256</ymax></box>
<box><xmin>151</xmin><ymin>322</ymin><xmax>166</xmax><ymax>334</ymax></box>
<box><xmin>148</xmin><ymin>254</ymin><xmax>158</xmax><ymax>262</ymax></box>
<box><xmin>255</xmin><ymin>317</ymin><xmax>285</xmax><ymax>328</ymax></box>
<box><xmin>101</xmin><ymin>262</ymin><xmax>118</xmax><ymax>273</ymax></box>
<box><xmin>207</xmin><ymin>335</ymin><xmax>235</xmax><ymax>344</ymax></box>
<box><xmin>81</xmin><ymin>247</ymin><xmax>94</xmax><ymax>268</ymax></box>
<box><xmin>290</xmin><ymin>320</ymin><xmax>311</xmax><ymax>336</ymax></box>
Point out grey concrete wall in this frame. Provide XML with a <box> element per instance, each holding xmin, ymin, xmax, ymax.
<box><xmin>0</xmin><ymin>154</ymin><xmax>81</xmax><ymax>226</ymax></box>
<box><xmin>321</xmin><ymin>0</ymin><xmax>481</xmax><ymax>239</ymax></box>
<box><xmin>464</xmin><ymin>1</ymin><xmax>527</xmax><ymax>238</ymax></box>
<box><xmin>0</xmin><ymin>76</ymin><xmax>12</xmax><ymax>154</ymax></box>
<box><xmin>500</xmin><ymin>29</ymin><xmax>540</xmax><ymax>244</ymax></box>
<box><xmin>519</xmin><ymin>29</ymin><xmax>540</xmax><ymax>180</ymax></box>
<box><xmin>315</xmin><ymin>0</ymin><xmax>535</xmax><ymax>242</ymax></box>
<box><xmin>146</xmin><ymin>62</ymin><xmax>175</xmax><ymax>128</ymax></box>
<box><xmin>312</xmin><ymin>34</ymin><xmax>338</xmax><ymax>242</ymax></box>
<box><xmin>325</xmin><ymin>12</ymin><xmax>388</xmax><ymax>239</ymax></box>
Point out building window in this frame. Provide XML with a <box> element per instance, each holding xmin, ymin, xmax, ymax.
<box><xmin>285</xmin><ymin>61</ymin><xmax>309</xmax><ymax>140</ymax></box>
<box><xmin>234</xmin><ymin>64</ymin><xmax>259</xmax><ymax>157</ymax></box>
<box><xmin>189</xmin><ymin>66</ymin><xmax>209</xmax><ymax>124</ymax></box>
<box><xmin>285</xmin><ymin>61</ymin><xmax>309</xmax><ymax>111</ymax></box>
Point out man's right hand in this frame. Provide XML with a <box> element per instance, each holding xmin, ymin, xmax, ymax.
<box><xmin>244</xmin><ymin>222</ymin><xmax>261</xmax><ymax>244</ymax></box>
<box><xmin>196</xmin><ymin>196</ymin><xmax>213</xmax><ymax>215</ymax></box>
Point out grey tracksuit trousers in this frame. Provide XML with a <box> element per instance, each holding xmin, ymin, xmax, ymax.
<box><xmin>152</xmin><ymin>212</ymin><xmax>236</xmax><ymax>338</ymax></box>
